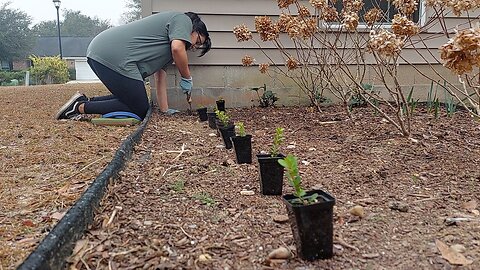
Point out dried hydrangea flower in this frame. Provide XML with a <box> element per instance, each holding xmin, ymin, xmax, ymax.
<box><xmin>392</xmin><ymin>0</ymin><xmax>418</xmax><ymax>15</ymax></box>
<box><xmin>259</xmin><ymin>63</ymin><xmax>270</xmax><ymax>73</ymax></box>
<box><xmin>426</xmin><ymin>0</ymin><xmax>479</xmax><ymax>16</ymax></box>
<box><xmin>278</xmin><ymin>13</ymin><xmax>293</xmax><ymax>32</ymax></box>
<box><xmin>233</xmin><ymin>24</ymin><xmax>253</xmax><ymax>42</ymax></box>
<box><xmin>367</xmin><ymin>30</ymin><xmax>405</xmax><ymax>59</ymax></box>
<box><xmin>300</xmin><ymin>18</ymin><xmax>318</xmax><ymax>38</ymax></box>
<box><xmin>242</xmin><ymin>55</ymin><xmax>255</xmax><ymax>66</ymax></box>
<box><xmin>364</xmin><ymin>8</ymin><xmax>382</xmax><ymax>27</ymax></box>
<box><xmin>440</xmin><ymin>26</ymin><xmax>480</xmax><ymax>74</ymax></box>
<box><xmin>342</xmin><ymin>11</ymin><xmax>359</xmax><ymax>31</ymax></box>
<box><xmin>446</xmin><ymin>0</ymin><xmax>478</xmax><ymax>16</ymax></box>
<box><xmin>343</xmin><ymin>0</ymin><xmax>364</xmax><ymax>13</ymax></box>
<box><xmin>278</xmin><ymin>0</ymin><xmax>297</xmax><ymax>8</ymax></box>
<box><xmin>286</xmin><ymin>57</ymin><xmax>300</xmax><ymax>70</ymax></box>
<box><xmin>298</xmin><ymin>5</ymin><xmax>312</xmax><ymax>17</ymax></box>
<box><xmin>255</xmin><ymin>16</ymin><xmax>280</xmax><ymax>41</ymax></box>
<box><xmin>391</xmin><ymin>14</ymin><xmax>419</xmax><ymax>36</ymax></box>
<box><xmin>322</xmin><ymin>6</ymin><xmax>339</xmax><ymax>22</ymax></box>
<box><xmin>310</xmin><ymin>0</ymin><xmax>327</xmax><ymax>9</ymax></box>
<box><xmin>285</xmin><ymin>16</ymin><xmax>302</xmax><ymax>38</ymax></box>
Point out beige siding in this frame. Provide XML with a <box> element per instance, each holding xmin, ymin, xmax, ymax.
<box><xmin>141</xmin><ymin>0</ymin><xmax>475</xmax><ymax>109</ymax></box>
<box><xmin>143</xmin><ymin>0</ymin><xmax>476</xmax><ymax>66</ymax></box>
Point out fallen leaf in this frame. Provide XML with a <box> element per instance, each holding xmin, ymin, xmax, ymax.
<box><xmin>240</xmin><ymin>190</ymin><xmax>254</xmax><ymax>196</ymax></box>
<box><xmin>462</xmin><ymin>200</ymin><xmax>477</xmax><ymax>211</ymax></box>
<box><xmin>67</xmin><ymin>239</ymin><xmax>89</xmax><ymax>265</ymax></box>
<box><xmin>272</xmin><ymin>214</ymin><xmax>289</xmax><ymax>224</ymax></box>
<box><xmin>267</xmin><ymin>247</ymin><xmax>292</xmax><ymax>259</ymax></box>
<box><xmin>198</xmin><ymin>254</ymin><xmax>212</xmax><ymax>262</ymax></box>
<box><xmin>362</xmin><ymin>253</ymin><xmax>380</xmax><ymax>259</ymax></box>
<box><xmin>435</xmin><ymin>239</ymin><xmax>473</xmax><ymax>265</ymax></box>
<box><xmin>349</xmin><ymin>205</ymin><xmax>365</xmax><ymax>218</ymax></box>
<box><xmin>22</xmin><ymin>220</ymin><xmax>35</xmax><ymax>227</ymax></box>
<box><xmin>50</xmin><ymin>212</ymin><xmax>65</xmax><ymax>220</ymax></box>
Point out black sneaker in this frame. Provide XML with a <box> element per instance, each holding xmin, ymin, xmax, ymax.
<box><xmin>55</xmin><ymin>92</ymin><xmax>88</xmax><ymax>120</ymax></box>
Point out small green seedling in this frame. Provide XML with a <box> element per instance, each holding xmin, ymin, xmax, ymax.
<box><xmin>434</xmin><ymin>98</ymin><xmax>440</xmax><ymax>119</ymax></box>
<box><xmin>270</xmin><ymin>127</ymin><xmax>284</xmax><ymax>157</ymax></box>
<box><xmin>216</xmin><ymin>110</ymin><xmax>230</xmax><ymax>126</ymax></box>
<box><xmin>250</xmin><ymin>84</ymin><xmax>279</xmax><ymax>107</ymax></box>
<box><xmin>278</xmin><ymin>154</ymin><xmax>318</xmax><ymax>205</ymax></box>
<box><xmin>236</xmin><ymin>122</ymin><xmax>246</xmax><ymax>137</ymax></box>
<box><xmin>193</xmin><ymin>192</ymin><xmax>216</xmax><ymax>206</ymax></box>
<box><xmin>170</xmin><ymin>180</ymin><xmax>185</xmax><ymax>192</ymax></box>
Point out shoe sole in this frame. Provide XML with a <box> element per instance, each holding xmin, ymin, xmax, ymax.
<box><xmin>55</xmin><ymin>92</ymin><xmax>84</xmax><ymax>120</ymax></box>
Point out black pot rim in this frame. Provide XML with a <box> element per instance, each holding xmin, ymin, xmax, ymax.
<box><xmin>283</xmin><ymin>189</ymin><xmax>336</xmax><ymax>207</ymax></box>
<box><xmin>256</xmin><ymin>153</ymin><xmax>285</xmax><ymax>159</ymax></box>
<box><xmin>232</xmin><ymin>134</ymin><xmax>252</xmax><ymax>140</ymax></box>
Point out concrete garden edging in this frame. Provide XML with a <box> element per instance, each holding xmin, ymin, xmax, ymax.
<box><xmin>17</xmin><ymin>107</ymin><xmax>152</xmax><ymax>270</ymax></box>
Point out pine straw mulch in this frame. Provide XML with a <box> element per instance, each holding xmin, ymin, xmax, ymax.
<box><xmin>0</xmin><ymin>84</ymin><xmax>137</xmax><ymax>269</ymax></box>
<box><xmin>68</xmin><ymin>106</ymin><xmax>479</xmax><ymax>269</ymax></box>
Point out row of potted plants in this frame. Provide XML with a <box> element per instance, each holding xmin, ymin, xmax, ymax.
<box><xmin>196</xmin><ymin>102</ymin><xmax>336</xmax><ymax>261</ymax></box>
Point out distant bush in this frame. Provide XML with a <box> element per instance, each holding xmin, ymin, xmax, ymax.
<box><xmin>68</xmin><ymin>68</ymin><xmax>76</xmax><ymax>80</ymax></box>
<box><xmin>29</xmin><ymin>55</ymin><xmax>69</xmax><ymax>84</ymax></box>
<box><xmin>0</xmin><ymin>70</ymin><xmax>26</xmax><ymax>86</ymax></box>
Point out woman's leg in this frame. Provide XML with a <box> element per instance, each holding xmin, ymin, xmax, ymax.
<box><xmin>89</xmin><ymin>95</ymin><xmax>117</xmax><ymax>101</ymax></box>
<box><xmin>83</xmin><ymin>58</ymin><xmax>149</xmax><ymax>119</ymax></box>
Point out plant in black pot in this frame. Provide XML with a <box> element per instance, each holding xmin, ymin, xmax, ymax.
<box><xmin>207</xmin><ymin>107</ymin><xmax>217</xmax><ymax>129</ymax></box>
<box><xmin>216</xmin><ymin>110</ymin><xmax>235</xmax><ymax>149</ymax></box>
<box><xmin>231</xmin><ymin>122</ymin><xmax>252</xmax><ymax>164</ymax></box>
<box><xmin>257</xmin><ymin>127</ymin><xmax>285</xmax><ymax>195</ymax></box>
<box><xmin>279</xmin><ymin>154</ymin><xmax>336</xmax><ymax>261</ymax></box>
<box><xmin>197</xmin><ymin>106</ymin><xmax>208</xmax><ymax>121</ymax></box>
<box><xmin>216</xmin><ymin>97</ymin><xmax>226</xmax><ymax>112</ymax></box>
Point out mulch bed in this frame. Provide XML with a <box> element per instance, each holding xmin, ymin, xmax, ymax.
<box><xmin>0</xmin><ymin>84</ymin><xmax>136</xmax><ymax>269</ymax></box>
<box><xmin>67</xmin><ymin>105</ymin><xmax>479</xmax><ymax>269</ymax></box>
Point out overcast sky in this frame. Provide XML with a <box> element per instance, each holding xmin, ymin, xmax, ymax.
<box><xmin>2</xmin><ymin>0</ymin><xmax>127</xmax><ymax>25</ymax></box>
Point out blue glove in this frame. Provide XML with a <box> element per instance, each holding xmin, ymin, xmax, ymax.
<box><xmin>180</xmin><ymin>77</ymin><xmax>193</xmax><ymax>94</ymax></box>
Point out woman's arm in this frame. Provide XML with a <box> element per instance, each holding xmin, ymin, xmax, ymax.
<box><xmin>171</xmin><ymin>39</ymin><xmax>191</xmax><ymax>79</ymax></box>
<box><xmin>154</xmin><ymin>69</ymin><xmax>168</xmax><ymax>112</ymax></box>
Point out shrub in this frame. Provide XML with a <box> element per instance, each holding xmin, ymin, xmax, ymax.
<box><xmin>0</xmin><ymin>70</ymin><xmax>26</xmax><ymax>86</ymax></box>
<box><xmin>29</xmin><ymin>55</ymin><xmax>69</xmax><ymax>84</ymax></box>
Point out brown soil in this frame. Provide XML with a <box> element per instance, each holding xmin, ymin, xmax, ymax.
<box><xmin>0</xmin><ymin>84</ymin><xmax>136</xmax><ymax>269</ymax></box>
<box><xmin>67</xmin><ymin>105</ymin><xmax>479</xmax><ymax>269</ymax></box>
<box><xmin>1</xmin><ymin>84</ymin><xmax>479</xmax><ymax>269</ymax></box>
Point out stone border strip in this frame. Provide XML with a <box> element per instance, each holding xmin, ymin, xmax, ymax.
<box><xmin>18</xmin><ymin>107</ymin><xmax>153</xmax><ymax>270</ymax></box>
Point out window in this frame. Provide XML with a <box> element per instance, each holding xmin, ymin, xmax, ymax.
<box><xmin>333</xmin><ymin>0</ymin><xmax>420</xmax><ymax>23</ymax></box>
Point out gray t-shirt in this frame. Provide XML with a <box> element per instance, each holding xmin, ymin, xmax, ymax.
<box><xmin>87</xmin><ymin>11</ymin><xmax>192</xmax><ymax>81</ymax></box>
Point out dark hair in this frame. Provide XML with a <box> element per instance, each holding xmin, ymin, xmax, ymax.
<box><xmin>184</xmin><ymin>12</ymin><xmax>211</xmax><ymax>57</ymax></box>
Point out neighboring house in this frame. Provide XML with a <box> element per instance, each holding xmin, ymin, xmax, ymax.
<box><xmin>141</xmin><ymin>0</ymin><xmax>467</xmax><ymax>108</ymax></box>
<box><xmin>32</xmin><ymin>37</ymin><xmax>98</xmax><ymax>81</ymax></box>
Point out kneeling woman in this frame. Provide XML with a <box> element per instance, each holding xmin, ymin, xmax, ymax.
<box><xmin>56</xmin><ymin>11</ymin><xmax>211</xmax><ymax>120</ymax></box>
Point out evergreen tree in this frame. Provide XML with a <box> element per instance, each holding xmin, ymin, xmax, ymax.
<box><xmin>121</xmin><ymin>0</ymin><xmax>141</xmax><ymax>24</ymax></box>
<box><xmin>0</xmin><ymin>2</ymin><xmax>35</xmax><ymax>61</ymax></box>
<box><xmin>32</xmin><ymin>9</ymin><xmax>112</xmax><ymax>37</ymax></box>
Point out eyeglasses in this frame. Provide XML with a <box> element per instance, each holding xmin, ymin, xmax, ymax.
<box><xmin>191</xmin><ymin>33</ymin><xmax>204</xmax><ymax>51</ymax></box>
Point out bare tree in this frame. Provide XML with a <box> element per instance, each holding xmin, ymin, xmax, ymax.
<box><xmin>121</xmin><ymin>0</ymin><xmax>141</xmax><ymax>24</ymax></box>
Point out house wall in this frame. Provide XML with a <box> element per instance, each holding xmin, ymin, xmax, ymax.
<box><xmin>12</xmin><ymin>60</ymin><xmax>30</xmax><ymax>71</ymax></box>
<box><xmin>142</xmin><ymin>0</ymin><xmax>474</xmax><ymax>110</ymax></box>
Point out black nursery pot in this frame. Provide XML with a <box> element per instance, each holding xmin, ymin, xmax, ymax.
<box><xmin>219</xmin><ymin>124</ymin><xmax>235</xmax><ymax>149</ymax></box>
<box><xmin>257</xmin><ymin>154</ymin><xmax>285</xmax><ymax>195</ymax></box>
<box><xmin>282</xmin><ymin>189</ymin><xmax>336</xmax><ymax>261</ymax></box>
<box><xmin>232</xmin><ymin>135</ymin><xmax>252</xmax><ymax>164</ymax></box>
<box><xmin>207</xmin><ymin>112</ymin><xmax>217</xmax><ymax>129</ymax></box>
<box><xmin>216</xmin><ymin>99</ymin><xmax>226</xmax><ymax>111</ymax></box>
<box><xmin>197</xmin><ymin>108</ymin><xmax>208</xmax><ymax>121</ymax></box>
